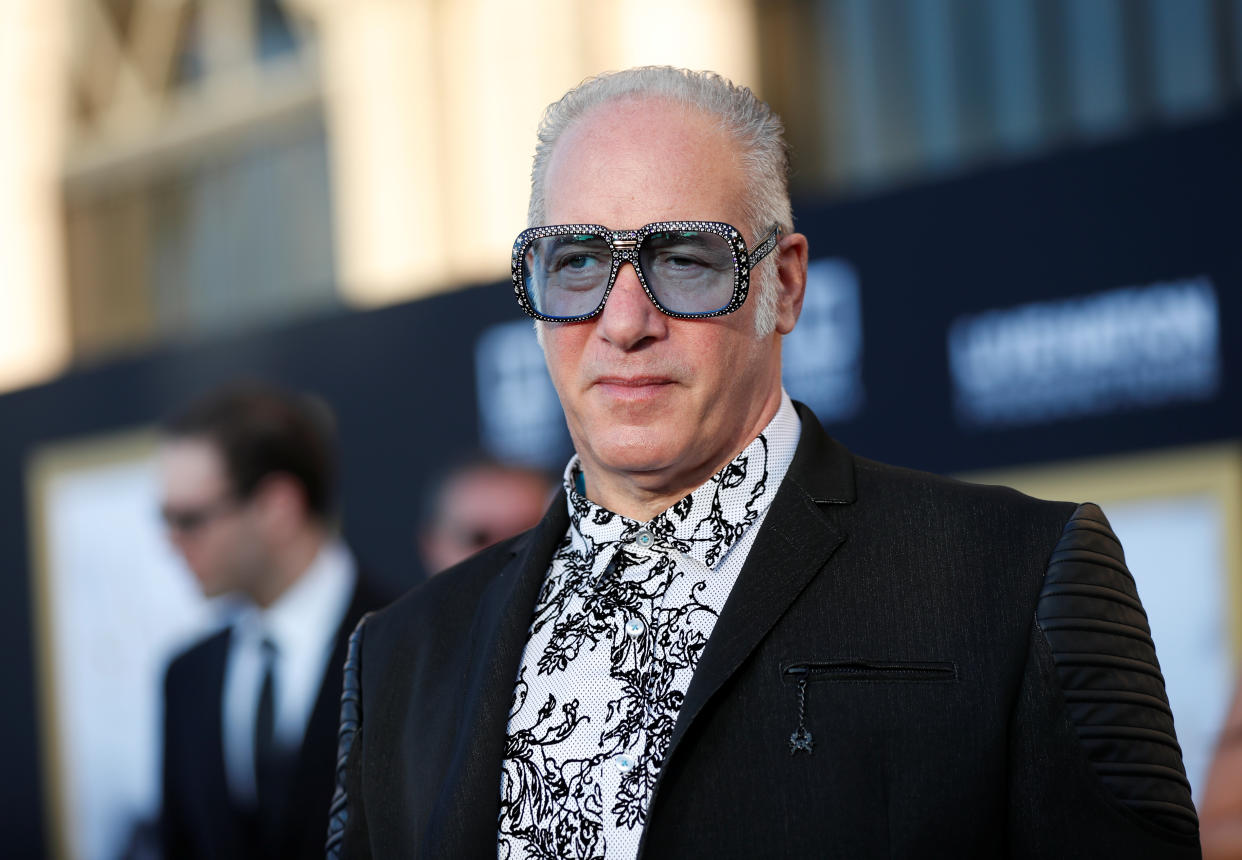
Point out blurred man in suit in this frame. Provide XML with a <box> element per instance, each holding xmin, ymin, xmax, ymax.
<box><xmin>158</xmin><ymin>383</ymin><xmax>391</xmax><ymax>859</ymax></box>
<box><xmin>328</xmin><ymin>68</ymin><xmax>1199</xmax><ymax>858</ymax></box>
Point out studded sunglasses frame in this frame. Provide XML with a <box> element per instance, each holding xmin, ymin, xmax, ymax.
<box><xmin>511</xmin><ymin>220</ymin><xmax>781</xmax><ymax>322</ymax></box>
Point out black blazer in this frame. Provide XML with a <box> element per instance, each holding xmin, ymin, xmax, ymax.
<box><xmin>161</xmin><ymin>570</ymin><xmax>392</xmax><ymax>860</ymax></box>
<box><xmin>328</xmin><ymin>406</ymin><xmax>1201</xmax><ymax>859</ymax></box>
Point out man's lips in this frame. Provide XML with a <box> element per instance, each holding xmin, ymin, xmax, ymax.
<box><xmin>592</xmin><ymin>376</ymin><xmax>676</xmax><ymax>399</ymax></box>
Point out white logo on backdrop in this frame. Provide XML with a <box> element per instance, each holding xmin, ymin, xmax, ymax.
<box><xmin>948</xmin><ymin>276</ymin><xmax>1221</xmax><ymax>427</ymax></box>
<box><xmin>783</xmin><ymin>258</ymin><xmax>865</xmax><ymax>422</ymax></box>
<box><xmin>474</xmin><ymin>319</ymin><xmax>569</xmax><ymax>467</ymax></box>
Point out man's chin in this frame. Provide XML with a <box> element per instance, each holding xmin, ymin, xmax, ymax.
<box><xmin>585</xmin><ymin>433</ymin><xmax>687</xmax><ymax>481</ymax></box>
<box><xmin>191</xmin><ymin>575</ymin><xmax>230</xmax><ymax>599</ymax></box>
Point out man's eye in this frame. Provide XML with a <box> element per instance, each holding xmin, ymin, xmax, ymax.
<box><xmin>663</xmin><ymin>253</ymin><xmax>707</xmax><ymax>268</ymax></box>
<box><xmin>653</xmin><ymin>250</ymin><xmax>712</xmax><ymax>271</ymax></box>
<box><xmin>551</xmin><ymin>251</ymin><xmax>605</xmax><ymax>272</ymax></box>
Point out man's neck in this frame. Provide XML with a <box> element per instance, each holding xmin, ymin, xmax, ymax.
<box><xmin>579</xmin><ymin>473</ymin><xmax>700</xmax><ymax>522</ymax></box>
<box><xmin>248</xmin><ymin>525</ymin><xmax>329</xmax><ymax>609</ymax></box>
<box><xmin>577</xmin><ymin>394</ymin><xmax>785</xmax><ymax>522</ymax></box>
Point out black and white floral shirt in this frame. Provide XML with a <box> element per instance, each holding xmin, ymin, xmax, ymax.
<box><xmin>497</xmin><ymin>393</ymin><xmax>801</xmax><ymax>860</ymax></box>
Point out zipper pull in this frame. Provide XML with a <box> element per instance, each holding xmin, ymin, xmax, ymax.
<box><xmin>789</xmin><ymin>675</ymin><xmax>813</xmax><ymax>755</ymax></box>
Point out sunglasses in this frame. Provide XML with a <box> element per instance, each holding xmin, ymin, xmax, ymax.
<box><xmin>512</xmin><ymin>221</ymin><xmax>780</xmax><ymax>322</ymax></box>
<box><xmin>160</xmin><ymin>496</ymin><xmax>240</xmax><ymax>535</ymax></box>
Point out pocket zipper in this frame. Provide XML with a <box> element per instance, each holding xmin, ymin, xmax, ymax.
<box><xmin>783</xmin><ymin>660</ymin><xmax>957</xmax><ymax>682</ymax></box>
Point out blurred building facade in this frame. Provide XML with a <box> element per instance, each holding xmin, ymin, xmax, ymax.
<box><xmin>4</xmin><ymin>0</ymin><xmax>1241</xmax><ymax>394</ymax></box>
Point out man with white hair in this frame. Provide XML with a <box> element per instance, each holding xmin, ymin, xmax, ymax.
<box><xmin>327</xmin><ymin>68</ymin><xmax>1200</xmax><ymax>858</ymax></box>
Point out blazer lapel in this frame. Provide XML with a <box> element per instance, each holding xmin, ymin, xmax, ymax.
<box><xmin>423</xmin><ymin>493</ymin><xmax>570</xmax><ymax>857</ymax></box>
<box><xmin>200</xmin><ymin>630</ymin><xmax>246</xmax><ymax>855</ymax></box>
<box><xmin>650</xmin><ymin>404</ymin><xmax>856</xmax><ymax>818</ymax></box>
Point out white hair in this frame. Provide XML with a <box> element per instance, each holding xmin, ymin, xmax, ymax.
<box><xmin>529</xmin><ymin>67</ymin><xmax>792</xmax><ymax>337</ymax></box>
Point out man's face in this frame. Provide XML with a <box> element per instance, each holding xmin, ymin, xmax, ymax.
<box><xmin>158</xmin><ymin>437</ymin><xmax>267</xmax><ymax>598</ymax></box>
<box><xmin>420</xmin><ymin>467</ymin><xmax>551</xmax><ymax>575</ymax></box>
<box><xmin>539</xmin><ymin>98</ymin><xmax>788</xmax><ymax>504</ymax></box>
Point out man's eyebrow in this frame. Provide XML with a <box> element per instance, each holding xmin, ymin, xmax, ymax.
<box><xmin>647</xmin><ymin>231</ymin><xmax>715</xmax><ymax>246</ymax></box>
<box><xmin>546</xmin><ymin>233</ymin><xmax>602</xmax><ymax>246</ymax></box>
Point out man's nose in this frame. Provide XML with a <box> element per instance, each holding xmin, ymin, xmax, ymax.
<box><xmin>596</xmin><ymin>261</ymin><xmax>666</xmax><ymax>349</ymax></box>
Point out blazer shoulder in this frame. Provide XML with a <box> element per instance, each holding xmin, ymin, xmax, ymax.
<box><xmin>840</xmin><ymin>454</ymin><xmax>1083</xmax><ymax>610</ymax></box>
<box><xmin>1036</xmin><ymin>502</ymin><xmax>1199</xmax><ymax>836</ymax></box>
<box><xmin>343</xmin><ymin>567</ymin><xmax>402</xmax><ymax>626</ymax></box>
<box><xmin>851</xmin><ymin>453</ymin><xmax>1076</xmax><ymax>520</ymax></box>
<box><xmin>164</xmin><ymin>627</ymin><xmax>230</xmax><ymax>687</ymax></box>
<box><xmin>361</xmin><ymin>531</ymin><xmax>528</xmax><ymax>651</ymax></box>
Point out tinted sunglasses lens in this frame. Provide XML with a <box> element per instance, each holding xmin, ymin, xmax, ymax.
<box><xmin>522</xmin><ymin>233</ymin><xmax>612</xmax><ymax>319</ymax></box>
<box><xmin>639</xmin><ymin>230</ymin><xmax>737</xmax><ymax>314</ymax></box>
<box><xmin>162</xmin><ymin>508</ymin><xmax>208</xmax><ymax>533</ymax></box>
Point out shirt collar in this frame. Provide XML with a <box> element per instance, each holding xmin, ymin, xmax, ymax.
<box><xmin>561</xmin><ymin>391</ymin><xmax>801</xmax><ymax>571</ymax></box>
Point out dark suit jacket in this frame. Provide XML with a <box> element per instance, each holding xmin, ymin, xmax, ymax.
<box><xmin>327</xmin><ymin>406</ymin><xmax>1201</xmax><ymax>858</ymax></box>
<box><xmin>162</xmin><ymin>570</ymin><xmax>393</xmax><ymax>860</ymax></box>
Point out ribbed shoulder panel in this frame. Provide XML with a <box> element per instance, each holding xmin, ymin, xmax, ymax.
<box><xmin>1037</xmin><ymin>503</ymin><xmax>1198</xmax><ymax>834</ymax></box>
<box><xmin>325</xmin><ymin>612</ymin><xmax>373</xmax><ymax>859</ymax></box>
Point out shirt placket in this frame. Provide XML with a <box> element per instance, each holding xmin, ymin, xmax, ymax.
<box><xmin>604</xmin><ymin>527</ymin><xmax>660</xmax><ymax>824</ymax></box>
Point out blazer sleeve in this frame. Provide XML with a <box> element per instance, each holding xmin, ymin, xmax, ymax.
<box><xmin>1007</xmin><ymin>502</ymin><xmax>1201</xmax><ymax>858</ymax></box>
<box><xmin>326</xmin><ymin>613</ymin><xmax>373</xmax><ymax>860</ymax></box>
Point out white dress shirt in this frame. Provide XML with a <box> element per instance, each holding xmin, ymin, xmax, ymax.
<box><xmin>222</xmin><ymin>539</ymin><xmax>356</xmax><ymax>804</ymax></box>
<box><xmin>498</xmin><ymin>392</ymin><xmax>802</xmax><ymax>860</ymax></box>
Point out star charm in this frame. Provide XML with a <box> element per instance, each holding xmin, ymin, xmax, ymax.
<box><xmin>789</xmin><ymin>727</ymin><xmax>813</xmax><ymax>755</ymax></box>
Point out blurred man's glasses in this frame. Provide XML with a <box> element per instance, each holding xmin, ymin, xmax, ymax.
<box><xmin>512</xmin><ymin>221</ymin><xmax>780</xmax><ymax>322</ymax></box>
<box><xmin>160</xmin><ymin>496</ymin><xmax>239</xmax><ymax>535</ymax></box>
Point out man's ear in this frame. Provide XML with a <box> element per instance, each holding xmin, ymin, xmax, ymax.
<box><xmin>773</xmin><ymin>232</ymin><xmax>809</xmax><ymax>336</ymax></box>
<box><xmin>252</xmin><ymin>472</ymin><xmax>309</xmax><ymax>539</ymax></box>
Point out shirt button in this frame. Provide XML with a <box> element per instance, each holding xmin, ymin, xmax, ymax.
<box><xmin>634</xmin><ymin>529</ymin><xmax>654</xmax><ymax>548</ymax></box>
<box><xmin>624</xmin><ymin>617</ymin><xmax>645</xmax><ymax>638</ymax></box>
<box><xmin>614</xmin><ymin>754</ymin><xmax>636</xmax><ymax>773</ymax></box>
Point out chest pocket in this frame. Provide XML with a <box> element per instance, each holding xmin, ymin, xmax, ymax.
<box><xmin>779</xmin><ymin>659</ymin><xmax>960</xmax><ymax>756</ymax></box>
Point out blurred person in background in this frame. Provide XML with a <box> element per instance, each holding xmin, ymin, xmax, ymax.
<box><xmin>327</xmin><ymin>68</ymin><xmax>1199</xmax><ymax>858</ymax></box>
<box><xmin>1202</xmin><ymin>678</ymin><xmax>1242</xmax><ymax>858</ymax></box>
<box><xmin>417</xmin><ymin>456</ymin><xmax>555</xmax><ymax>576</ymax></box>
<box><xmin>158</xmin><ymin>382</ymin><xmax>393</xmax><ymax>859</ymax></box>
